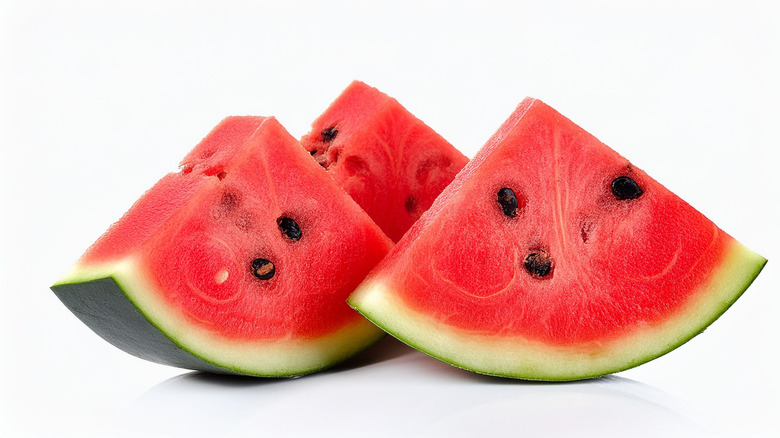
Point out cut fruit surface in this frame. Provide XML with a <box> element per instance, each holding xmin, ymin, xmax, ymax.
<box><xmin>301</xmin><ymin>81</ymin><xmax>469</xmax><ymax>242</ymax></box>
<box><xmin>349</xmin><ymin>98</ymin><xmax>766</xmax><ymax>380</ymax></box>
<box><xmin>53</xmin><ymin>117</ymin><xmax>393</xmax><ymax>377</ymax></box>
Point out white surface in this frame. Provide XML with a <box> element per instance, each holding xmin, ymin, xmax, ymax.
<box><xmin>1</xmin><ymin>1</ymin><xmax>778</xmax><ymax>437</ymax></box>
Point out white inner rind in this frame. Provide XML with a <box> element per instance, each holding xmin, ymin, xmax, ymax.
<box><xmin>56</xmin><ymin>257</ymin><xmax>384</xmax><ymax>376</ymax></box>
<box><xmin>348</xmin><ymin>240</ymin><xmax>765</xmax><ymax>380</ymax></box>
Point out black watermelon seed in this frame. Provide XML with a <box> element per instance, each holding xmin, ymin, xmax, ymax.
<box><xmin>309</xmin><ymin>150</ymin><xmax>317</xmax><ymax>156</ymax></box>
<box><xmin>497</xmin><ymin>188</ymin><xmax>519</xmax><ymax>217</ymax></box>
<box><xmin>251</xmin><ymin>258</ymin><xmax>275</xmax><ymax>280</ymax></box>
<box><xmin>277</xmin><ymin>217</ymin><xmax>302</xmax><ymax>241</ymax></box>
<box><xmin>523</xmin><ymin>251</ymin><xmax>553</xmax><ymax>278</ymax></box>
<box><xmin>611</xmin><ymin>176</ymin><xmax>643</xmax><ymax>200</ymax></box>
<box><xmin>321</xmin><ymin>126</ymin><xmax>338</xmax><ymax>142</ymax></box>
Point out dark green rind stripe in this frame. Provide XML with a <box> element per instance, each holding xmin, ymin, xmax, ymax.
<box><xmin>51</xmin><ymin>277</ymin><xmax>230</xmax><ymax>374</ymax></box>
<box><xmin>52</xmin><ymin>276</ymin><xmax>383</xmax><ymax>377</ymax></box>
<box><xmin>350</xmin><ymin>255</ymin><xmax>767</xmax><ymax>381</ymax></box>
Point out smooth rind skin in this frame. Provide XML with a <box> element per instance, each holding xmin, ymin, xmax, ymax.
<box><xmin>349</xmin><ymin>240</ymin><xmax>766</xmax><ymax>381</ymax></box>
<box><xmin>52</xmin><ymin>277</ymin><xmax>228</xmax><ymax>374</ymax></box>
<box><xmin>54</xmin><ymin>259</ymin><xmax>385</xmax><ymax>377</ymax></box>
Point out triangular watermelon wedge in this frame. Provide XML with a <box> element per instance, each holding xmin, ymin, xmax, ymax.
<box><xmin>301</xmin><ymin>81</ymin><xmax>469</xmax><ymax>242</ymax></box>
<box><xmin>349</xmin><ymin>98</ymin><xmax>766</xmax><ymax>380</ymax></box>
<box><xmin>52</xmin><ymin>117</ymin><xmax>392</xmax><ymax>377</ymax></box>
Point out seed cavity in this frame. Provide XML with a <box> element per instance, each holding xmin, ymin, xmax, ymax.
<box><xmin>330</xmin><ymin>147</ymin><xmax>342</xmax><ymax>165</ymax></box>
<box><xmin>497</xmin><ymin>188</ymin><xmax>519</xmax><ymax>217</ymax></box>
<box><xmin>611</xmin><ymin>176</ymin><xmax>643</xmax><ymax>200</ymax></box>
<box><xmin>277</xmin><ymin>217</ymin><xmax>302</xmax><ymax>241</ymax></box>
<box><xmin>580</xmin><ymin>219</ymin><xmax>593</xmax><ymax>244</ymax></box>
<box><xmin>251</xmin><ymin>258</ymin><xmax>275</xmax><ymax>280</ymax></box>
<box><xmin>216</xmin><ymin>171</ymin><xmax>227</xmax><ymax>181</ymax></box>
<box><xmin>405</xmin><ymin>196</ymin><xmax>417</xmax><ymax>213</ymax></box>
<box><xmin>212</xmin><ymin>191</ymin><xmax>241</xmax><ymax>221</ymax></box>
<box><xmin>321</xmin><ymin>126</ymin><xmax>338</xmax><ymax>142</ymax></box>
<box><xmin>523</xmin><ymin>250</ymin><xmax>553</xmax><ymax>278</ymax></box>
<box><xmin>220</xmin><ymin>192</ymin><xmax>239</xmax><ymax>212</ymax></box>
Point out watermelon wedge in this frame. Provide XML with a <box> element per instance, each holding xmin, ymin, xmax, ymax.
<box><xmin>348</xmin><ymin>98</ymin><xmax>766</xmax><ymax>381</ymax></box>
<box><xmin>52</xmin><ymin>117</ymin><xmax>393</xmax><ymax>377</ymax></box>
<box><xmin>301</xmin><ymin>81</ymin><xmax>469</xmax><ymax>242</ymax></box>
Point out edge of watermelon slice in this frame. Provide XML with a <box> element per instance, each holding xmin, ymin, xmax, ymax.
<box><xmin>349</xmin><ymin>240</ymin><xmax>765</xmax><ymax>380</ymax></box>
<box><xmin>348</xmin><ymin>97</ymin><xmax>767</xmax><ymax>381</ymax></box>
<box><xmin>54</xmin><ymin>260</ymin><xmax>383</xmax><ymax>376</ymax></box>
<box><xmin>51</xmin><ymin>116</ymin><xmax>390</xmax><ymax>377</ymax></box>
<box><xmin>300</xmin><ymin>80</ymin><xmax>469</xmax><ymax>242</ymax></box>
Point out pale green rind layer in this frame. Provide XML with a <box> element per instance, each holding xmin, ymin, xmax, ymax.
<box><xmin>53</xmin><ymin>257</ymin><xmax>385</xmax><ymax>377</ymax></box>
<box><xmin>348</xmin><ymin>240</ymin><xmax>766</xmax><ymax>381</ymax></box>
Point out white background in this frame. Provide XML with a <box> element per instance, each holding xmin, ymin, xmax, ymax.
<box><xmin>1</xmin><ymin>1</ymin><xmax>779</xmax><ymax>437</ymax></box>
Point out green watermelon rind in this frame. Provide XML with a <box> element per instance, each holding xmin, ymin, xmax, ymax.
<box><xmin>53</xmin><ymin>258</ymin><xmax>386</xmax><ymax>377</ymax></box>
<box><xmin>348</xmin><ymin>240</ymin><xmax>766</xmax><ymax>381</ymax></box>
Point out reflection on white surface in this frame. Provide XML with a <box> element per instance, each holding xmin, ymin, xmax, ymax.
<box><xmin>125</xmin><ymin>338</ymin><xmax>703</xmax><ymax>438</ymax></box>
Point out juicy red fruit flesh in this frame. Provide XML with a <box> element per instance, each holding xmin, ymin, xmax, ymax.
<box><xmin>372</xmin><ymin>100</ymin><xmax>730</xmax><ymax>346</ymax></box>
<box><xmin>80</xmin><ymin>117</ymin><xmax>392</xmax><ymax>342</ymax></box>
<box><xmin>301</xmin><ymin>81</ymin><xmax>469</xmax><ymax>242</ymax></box>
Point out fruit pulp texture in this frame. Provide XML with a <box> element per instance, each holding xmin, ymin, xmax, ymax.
<box><xmin>78</xmin><ymin>117</ymin><xmax>392</xmax><ymax>341</ymax></box>
<box><xmin>301</xmin><ymin>81</ymin><xmax>469</xmax><ymax>242</ymax></box>
<box><xmin>369</xmin><ymin>99</ymin><xmax>732</xmax><ymax>346</ymax></box>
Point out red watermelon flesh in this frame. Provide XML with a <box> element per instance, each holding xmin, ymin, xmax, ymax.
<box><xmin>53</xmin><ymin>117</ymin><xmax>393</xmax><ymax>376</ymax></box>
<box><xmin>301</xmin><ymin>81</ymin><xmax>469</xmax><ymax>242</ymax></box>
<box><xmin>349</xmin><ymin>98</ymin><xmax>766</xmax><ymax>380</ymax></box>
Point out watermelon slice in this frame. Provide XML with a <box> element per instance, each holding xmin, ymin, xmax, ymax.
<box><xmin>349</xmin><ymin>98</ymin><xmax>766</xmax><ymax>381</ymax></box>
<box><xmin>52</xmin><ymin>117</ymin><xmax>393</xmax><ymax>377</ymax></box>
<box><xmin>300</xmin><ymin>81</ymin><xmax>469</xmax><ymax>242</ymax></box>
